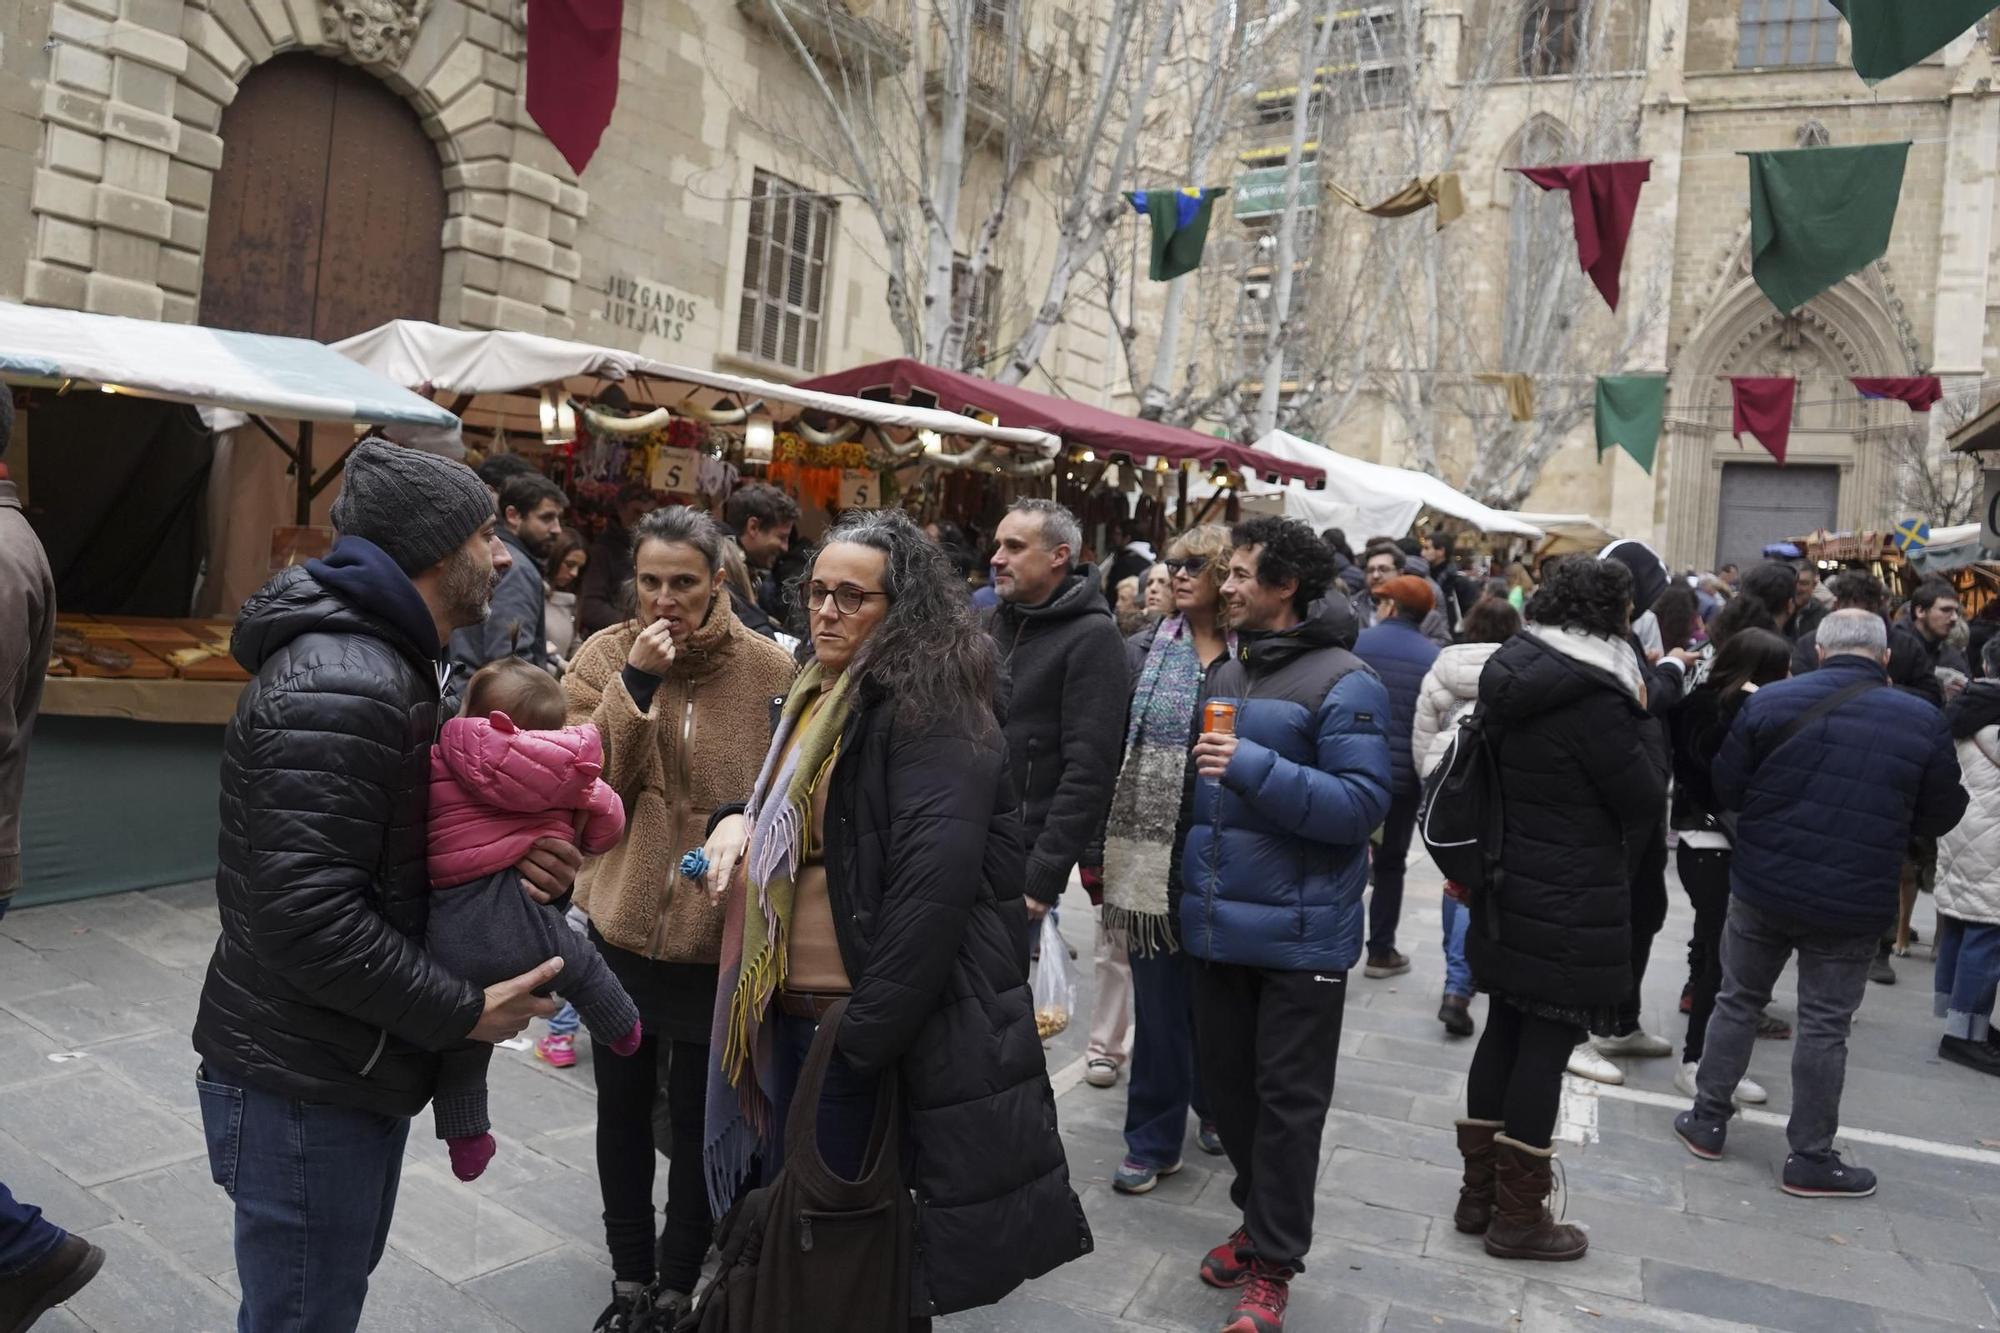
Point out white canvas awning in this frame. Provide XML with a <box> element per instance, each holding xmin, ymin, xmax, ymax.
<box><xmin>1195</xmin><ymin>431</ymin><xmax>1543</xmax><ymax>539</ymax></box>
<box><xmin>0</xmin><ymin>302</ymin><xmax>458</xmax><ymax>428</ymax></box>
<box><xmin>333</xmin><ymin>320</ymin><xmax>1061</xmax><ymax>458</ymax></box>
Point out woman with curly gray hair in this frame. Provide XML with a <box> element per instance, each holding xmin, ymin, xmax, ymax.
<box><xmin>1448</xmin><ymin>556</ymin><xmax>1666</xmax><ymax>1265</ymax></box>
<box><xmin>701</xmin><ymin>508</ymin><xmax>1091</xmax><ymax>1327</ymax></box>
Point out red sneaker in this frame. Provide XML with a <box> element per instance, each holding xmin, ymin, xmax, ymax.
<box><xmin>1198</xmin><ymin>1227</ymin><xmax>1252</xmax><ymax>1289</ymax></box>
<box><xmin>1219</xmin><ymin>1263</ymin><xmax>1292</xmax><ymax>1332</ymax></box>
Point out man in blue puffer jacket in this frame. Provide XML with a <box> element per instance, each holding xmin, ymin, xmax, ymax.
<box><xmin>1675</xmin><ymin>609</ymin><xmax>1966</xmax><ymax>1200</ymax></box>
<box><xmin>1352</xmin><ymin>573</ymin><xmax>1440</xmax><ymax>978</ymax></box>
<box><xmin>1182</xmin><ymin>517</ymin><xmax>1392</xmax><ymax>1333</ymax></box>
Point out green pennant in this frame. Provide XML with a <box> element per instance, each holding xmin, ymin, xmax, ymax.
<box><xmin>1746</xmin><ymin>142</ymin><xmax>1909</xmax><ymax>315</ymax></box>
<box><xmin>1830</xmin><ymin>0</ymin><xmax>1999</xmax><ymax>84</ymax></box>
<box><xmin>1133</xmin><ymin>187</ymin><xmax>1228</xmax><ymax>281</ymax></box>
<box><xmin>1595</xmin><ymin>375</ymin><xmax>1666</xmax><ymax>474</ymax></box>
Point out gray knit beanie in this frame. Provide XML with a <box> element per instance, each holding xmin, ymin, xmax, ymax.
<box><xmin>329</xmin><ymin>437</ymin><xmax>497</xmax><ymax>575</ymax></box>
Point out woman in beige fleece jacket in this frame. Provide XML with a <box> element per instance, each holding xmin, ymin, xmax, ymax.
<box><xmin>562</xmin><ymin>505</ymin><xmax>795</xmax><ymax>1325</ymax></box>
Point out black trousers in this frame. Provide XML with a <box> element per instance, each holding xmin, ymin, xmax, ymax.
<box><xmin>1676</xmin><ymin>844</ymin><xmax>1732</xmax><ymax>1064</ymax></box>
<box><xmin>1610</xmin><ymin>825</ymin><xmax>1670</xmax><ymax>1036</ymax></box>
<box><xmin>1191</xmin><ymin>961</ymin><xmax>1346</xmax><ymax>1271</ymax></box>
<box><xmin>1466</xmin><ymin>1001</ymin><xmax>1583</xmax><ymax>1149</ymax></box>
<box><xmin>594</xmin><ymin>1032</ymin><xmax>711</xmax><ymax>1290</ymax></box>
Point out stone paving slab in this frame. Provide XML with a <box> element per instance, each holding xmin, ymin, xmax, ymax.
<box><xmin>1</xmin><ymin>871</ymin><xmax>1998</xmax><ymax>1333</ymax></box>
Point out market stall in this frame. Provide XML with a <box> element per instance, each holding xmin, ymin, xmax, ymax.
<box><xmin>0</xmin><ymin>302</ymin><xmax>461</xmax><ymax>906</ymax></box>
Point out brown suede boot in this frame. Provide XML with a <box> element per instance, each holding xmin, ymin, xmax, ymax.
<box><xmin>1452</xmin><ymin>1118</ymin><xmax>1503</xmax><ymax>1234</ymax></box>
<box><xmin>1483</xmin><ymin>1133</ymin><xmax>1588</xmax><ymax>1261</ymax></box>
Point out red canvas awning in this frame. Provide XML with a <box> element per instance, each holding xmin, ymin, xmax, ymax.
<box><xmin>794</xmin><ymin>358</ymin><xmax>1326</xmax><ymax>486</ymax></box>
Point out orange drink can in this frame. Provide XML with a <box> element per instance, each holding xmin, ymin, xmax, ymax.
<box><xmin>1202</xmin><ymin>700</ymin><xmax>1238</xmax><ymax>736</ymax></box>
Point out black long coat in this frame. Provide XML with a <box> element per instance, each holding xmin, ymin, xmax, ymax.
<box><xmin>1469</xmin><ymin>632</ymin><xmax>1667</xmax><ymax>1009</ymax></box>
<box><xmin>821</xmin><ymin>684</ymin><xmax>1092</xmax><ymax>1317</ymax></box>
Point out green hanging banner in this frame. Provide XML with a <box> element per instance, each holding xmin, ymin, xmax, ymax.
<box><xmin>1745</xmin><ymin>142</ymin><xmax>1910</xmax><ymax>315</ymax></box>
<box><xmin>1128</xmin><ymin>187</ymin><xmax>1228</xmax><ymax>281</ymax></box>
<box><xmin>1594</xmin><ymin>375</ymin><xmax>1667</xmax><ymax>474</ymax></box>
<box><xmin>1830</xmin><ymin>0</ymin><xmax>1999</xmax><ymax>84</ymax></box>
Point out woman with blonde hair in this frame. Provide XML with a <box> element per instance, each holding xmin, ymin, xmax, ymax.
<box><xmin>1099</xmin><ymin>522</ymin><xmax>1237</xmax><ymax>1194</ymax></box>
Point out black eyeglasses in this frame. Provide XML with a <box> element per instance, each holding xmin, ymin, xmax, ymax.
<box><xmin>798</xmin><ymin>582</ymin><xmax>890</xmax><ymax>616</ymax></box>
<box><xmin>1165</xmin><ymin>556</ymin><xmax>1209</xmax><ymax>576</ymax></box>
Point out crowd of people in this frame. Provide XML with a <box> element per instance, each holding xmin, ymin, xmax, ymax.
<box><xmin>0</xmin><ymin>404</ymin><xmax>1993</xmax><ymax>1333</ymax></box>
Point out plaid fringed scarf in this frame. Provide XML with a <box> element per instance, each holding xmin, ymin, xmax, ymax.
<box><xmin>1101</xmin><ymin>617</ymin><xmax>1221</xmax><ymax>956</ymax></box>
<box><xmin>702</xmin><ymin>664</ymin><xmax>851</xmax><ymax>1214</ymax></box>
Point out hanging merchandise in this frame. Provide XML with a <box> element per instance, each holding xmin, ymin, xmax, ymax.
<box><xmin>1593</xmin><ymin>375</ymin><xmax>1666</xmax><ymax>473</ymax></box>
<box><xmin>1474</xmin><ymin>372</ymin><xmax>1536</xmax><ymax>423</ymax></box>
<box><xmin>1325</xmin><ymin>174</ymin><xmax>1465</xmax><ymax>231</ymax></box>
<box><xmin>1892</xmin><ymin>517</ymin><xmax>1933</xmax><ymax>553</ymax></box>
<box><xmin>525</xmin><ymin>0</ymin><xmax>624</xmax><ymax>175</ymax></box>
<box><xmin>1731</xmin><ymin>377</ymin><xmax>1796</xmax><ymax>464</ymax></box>
<box><xmin>1851</xmin><ymin>376</ymin><xmax>1944</xmax><ymax>412</ymax></box>
<box><xmin>1511</xmin><ymin>161</ymin><xmax>1651</xmax><ymax>312</ymax></box>
<box><xmin>1830</xmin><ymin>0</ymin><xmax>1999</xmax><ymax>84</ymax></box>
<box><xmin>1127</xmin><ymin>187</ymin><xmax>1229</xmax><ymax>281</ymax></box>
<box><xmin>1746</xmin><ymin>142</ymin><xmax>1910</xmax><ymax>314</ymax></box>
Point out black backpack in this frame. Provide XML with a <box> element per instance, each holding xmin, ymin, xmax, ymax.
<box><xmin>1417</xmin><ymin>705</ymin><xmax>1506</xmax><ymax>905</ymax></box>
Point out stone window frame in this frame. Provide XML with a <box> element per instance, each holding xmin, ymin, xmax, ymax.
<box><xmin>1735</xmin><ymin>0</ymin><xmax>1843</xmax><ymax>69</ymax></box>
<box><xmin>1520</xmin><ymin>0</ymin><xmax>1583</xmax><ymax>77</ymax></box>
<box><xmin>734</xmin><ymin>168</ymin><xmax>837</xmax><ymax>374</ymax></box>
<box><xmin>26</xmin><ymin>0</ymin><xmax>588</xmax><ymax>339</ymax></box>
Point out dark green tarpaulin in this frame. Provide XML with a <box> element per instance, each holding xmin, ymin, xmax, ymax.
<box><xmin>1831</xmin><ymin>0</ymin><xmax>1999</xmax><ymax>83</ymax></box>
<box><xmin>1594</xmin><ymin>375</ymin><xmax>1667</xmax><ymax>474</ymax></box>
<box><xmin>1746</xmin><ymin>142</ymin><xmax>1909</xmax><ymax>314</ymax></box>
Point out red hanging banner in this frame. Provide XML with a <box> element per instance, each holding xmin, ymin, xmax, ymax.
<box><xmin>1850</xmin><ymin>376</ymin><xmax>1944</xmax><ymax>412</ymax></box>
<box><xmin>1513</xmin><ymin>160</ymin><xmax>1652</xmax><ymax>312</ymax></box>
<box><xmin>1731</xmin><ymin>377</ymin><xmax>1796</xmax><ymax>464</ymax></box>
<box><xmin>525</xmin><ymin>0</ymin><xmax>624</xmax><ymax>176</ymax></box>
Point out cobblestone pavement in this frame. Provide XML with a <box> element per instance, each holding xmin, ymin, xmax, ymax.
<box><xmin>4</xmin><ymin>861</ymin><xmax>2000</xmax><ymax>1333</ymax></box>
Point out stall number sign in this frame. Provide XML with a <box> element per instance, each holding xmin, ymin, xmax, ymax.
<box><xmin>1984</xmin><ymin>470</ymin><xmax>2000</xmax><ymax>551</ymax></box>
<box><xmin>651</xmin><ymin>447</ymin><xmax>701</xmax><ymax>494</ymax></box>
<box><xmin>839</xmin><ymin>469</ymin><xmax>879</xmax><ymax>510</ymax></box>
<box><xmin>601</xmin><ymin>275</ymin><xmax>708</xmax><ymax>348</ymax></box>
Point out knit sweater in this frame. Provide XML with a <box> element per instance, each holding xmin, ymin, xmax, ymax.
<box><xmin>562</xmin><ymin>599</ymin><xmax>797</xmax><ymax>962</ymax></box>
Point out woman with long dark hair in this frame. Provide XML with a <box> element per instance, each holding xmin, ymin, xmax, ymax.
<box><xmin>1451</xmin><ymin>558</ymin><xmax>1667</xmax><ymax>1262</ymax></box>
<box><xmin>704</xmin><ymin>508</ymin><xmax>1090</xmax><ymax>1327</ymax></box>
<box><xmin>1669</xmin><ymin>626</ymin><xmax>1790</xmax><ymax>1105</ymax></box>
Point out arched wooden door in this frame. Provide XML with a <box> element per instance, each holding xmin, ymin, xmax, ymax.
<box><xmin>199</xmin><ymin>52</ymin><xmax>444</xmax><ymax>340</ymax></box>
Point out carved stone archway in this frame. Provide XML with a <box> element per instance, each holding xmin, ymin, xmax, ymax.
<box><xmin>25</xmin><ymin>0</ymin><xmax>587</xmax><ymax>336</ymax></box>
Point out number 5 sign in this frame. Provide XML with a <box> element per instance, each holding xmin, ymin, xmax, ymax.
<box><xmin>650</xmin><ymin>447</ymin><xmax>700</xmax><ymax>494</ymax></box>
<box><xmin>839</xmin><ymin>469</ymin><xmax>880</xmax><ymax>510</ymax></box>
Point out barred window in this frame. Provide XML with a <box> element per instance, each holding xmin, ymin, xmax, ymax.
<box><xmin>736</xmin><ymin>170</ymin><xmax>835</xmax><ymax>371</ymax></box>
<box><xmin>1521</xmin><ymin>0</ymin><xmax>1582</xmax><ymax>76</ymax></box>
<box><xmin>1737</xmin><ymin>0</ymin><xmax>1841</xmax><ymax>68</ymax></box>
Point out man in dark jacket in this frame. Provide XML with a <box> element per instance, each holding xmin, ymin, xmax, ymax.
<box><xmin>576</xmin><ymin>479</ymin><xmax>657</xmax><ymax>639</ymax></box>
<box><xmin>1351</xmin><ymin>574</ymin><xmax>1439</xmax><ymax>978</ymax></box>
<box><xmin>1183</xmin><ymin>517</ymin><xmax>1392</xmax><ymax>1333</ymax></box>
<box><xmin>194</xmin><ymin>440</ymin><xmax>573</xmax><ymax>1333</ymax></box>
<box><xmin>723</xmin><ymin>481</ymin><xmax>799</xmax><ymax>625</ymax></box>
<box><xmin>1675</xmin><ymin>610</ymin><xmax>1967</xmax><ymax>1199</ymax></box>
<box><xmin>987</xmin><ymin>499</ymin><xmax>1129</xmax><ymax>949</ymax></box>
<box><xmin>1789</xmin><ymin>570</ymin><xmax>1934</xmax><ymax>694</ymax></box>
<box><xmin>445</xmin><ymin>471</ymin><xmax>568</xmax><ymax>703</ymax></box>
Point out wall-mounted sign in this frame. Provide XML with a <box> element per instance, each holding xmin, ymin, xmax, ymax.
<box><xmin>599</xmin><ymin>274</ymin><xmax>715</xmax><ymax>351</ymax></box>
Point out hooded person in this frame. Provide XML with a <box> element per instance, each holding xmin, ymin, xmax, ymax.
<box><xmin>1601</xmin><ymin>539</ymin><xmax>1670</xmax><ymax>658</ymax></box>
<box><xmin>192</xmin><ymin>438</ymin><xmax>578</xmax><ymax>1333</ymax></box>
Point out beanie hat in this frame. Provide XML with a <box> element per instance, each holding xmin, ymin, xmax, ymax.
<box><xmin>1600</xmin><ymin>538</ymin><xmax>1669</xmax><ymax>616</ymax></box>
<box><xmin>330</xmin><ymin>437</ymin><xmax>497</xmax><ymax>576</ymax></box>
<box><xmin>1376</xmin><ymin>574</ymin><xmax>1435</xmax><ymax>620</ymax></box>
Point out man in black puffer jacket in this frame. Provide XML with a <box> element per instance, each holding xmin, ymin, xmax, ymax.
<box><xmin>986</xmin><ymin>499</ymin><xmax>1129</xmax><ymax>955</ymax></box>
<box><xmin>193</xmin><ymin>440</ymin><xmax>576</xmax><ymax>1333</ymax></box>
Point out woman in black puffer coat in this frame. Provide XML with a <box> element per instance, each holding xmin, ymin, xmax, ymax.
<box><xmin>1449</xmin><ymin>557</ymin><xmax>1666</xmax><ymax>1265</ymax></box>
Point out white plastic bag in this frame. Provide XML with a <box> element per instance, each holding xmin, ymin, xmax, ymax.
<box><xmin>1032</xmin><ymin>913</ymin><xmax>1075</xmax><ymax>1040</ymax></box>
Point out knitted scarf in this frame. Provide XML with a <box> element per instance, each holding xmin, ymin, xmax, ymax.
<box><xmin>702</xmin><ymin>663</ymin><xmax>852</xmax><ymax>1214</ymax></box>
<box><xmin>1101</xmin><ymin>617</ymin><xmax>1220</xmax><ymax>956</ymax></box>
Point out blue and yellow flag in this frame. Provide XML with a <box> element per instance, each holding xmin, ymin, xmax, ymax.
<box><xmin>1892</xmin><ymin>517</ymin><xmax>1931</xmax><ymax>553</ymax></box>
<box><xmin>1127</xmin><ymin>187</ymin><xmax>1227</xmax><ymax>281</ymax></box>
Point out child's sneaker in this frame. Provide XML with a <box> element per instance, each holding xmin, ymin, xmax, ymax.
<box><xmin>536</xmin><ymin>1032</ymin><xmax>577</xmax><ymax>1068</ymax></box>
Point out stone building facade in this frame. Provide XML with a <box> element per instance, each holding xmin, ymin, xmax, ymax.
<box><xmin>0</xmin><ymin>0</ymin><xmax>1117</xmax><ymax>396</ymax></box>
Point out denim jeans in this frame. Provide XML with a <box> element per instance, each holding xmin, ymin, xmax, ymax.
<box><xmin>1691</xmin><ymin>898</ymin><xmax>1877</xmax><ymax>1159</ymax></box>
<box><xmin>196</xmin><ymin>1066</ymin><xmax>409</xmax><ymax>1333</ymax></box>
<box><xmin>1368</xmin><ymin>788</ymin><xmax>1421</xmax><ymax>958</ymax></box>
<box><xmin>1934</xmin><ymin>915</ymin><xmax>2000</xmax><ymax>1041</ymax></box>
<box><xmin>1123</xmin><ymin>947</ymin><xmax>1210</xmax><ymax>1168</ymax></box>
<box><xmin>0</xmin><ymin>1182</ymin><xmax>65</xmax><ymax>1280</ymax></box>
<box><xmin>546</xmin><ymin>1001</ymin><xmax>580</xmax><ymax>1037</ymax></box>
<box><xmin>764</xmin><ymin>1013</ymin><xmax>882</xmax><ymax>1183</ymax></box>
<box><xmin>1440</xmin><ymin>895</ymin><xmax>1472</xmax><ymax>1000</ymax></box>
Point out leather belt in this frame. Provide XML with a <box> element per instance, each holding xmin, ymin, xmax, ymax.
<box><xmin>776</xmin><ymin>991</ymin><xmax>847</xmax><ymax>1020</ymax></box>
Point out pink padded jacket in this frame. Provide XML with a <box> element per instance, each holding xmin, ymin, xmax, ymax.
<box><xmin>427</xmin><ymin>711</ymin><xmax>626</xmax><ymax>889</ymax></box>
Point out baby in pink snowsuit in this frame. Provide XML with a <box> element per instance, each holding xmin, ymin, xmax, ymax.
<box><xmin>426</xmin><ymin>659</ymin><xmax>641</xmax><ymax>1181</ymax></box>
